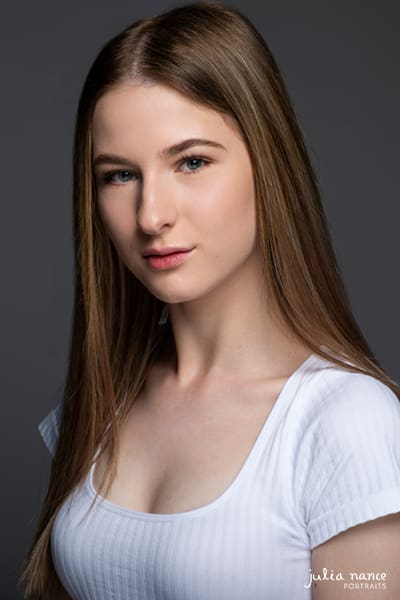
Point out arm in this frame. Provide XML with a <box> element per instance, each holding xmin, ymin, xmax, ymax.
<box><xmin>311</xmin><ymin>512</ymin><xmax>400</xmax><ymax>599</ymax></box>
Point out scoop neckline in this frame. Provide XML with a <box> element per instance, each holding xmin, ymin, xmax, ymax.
<box><xmin>85</xmin><ymin>351</ymin><xmax>320</xmax><ymax>521</ymax></box>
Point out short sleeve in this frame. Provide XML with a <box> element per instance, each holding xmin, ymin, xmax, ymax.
<box><xmin>298</xmin><ymin>371</ymin><xmax>400</xmax><ymax>549</ymax></box>
<box><xmin>38</xmin><ymin>400</ymin><xmax>63</xmax><ymax>458</ymax></box>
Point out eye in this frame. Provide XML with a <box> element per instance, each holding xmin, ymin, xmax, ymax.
<box><xmin>101</xmin><ymin>170</ymin><xmax>136</xmax><ymax>185</ymax></box>
<box><xmin>178</xmin><ymin>155</ymin><xmax>211</xmax><ymax>174</ymax></box>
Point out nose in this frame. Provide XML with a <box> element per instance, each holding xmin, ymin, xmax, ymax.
<box><xmin>136</xmin><ymin>173</ymin><xmax>177</xmax><ymax>235</ymax></box>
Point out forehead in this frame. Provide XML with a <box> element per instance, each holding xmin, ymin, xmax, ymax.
<box><xmin>92</xmin><ymin>82</ymin><xmax>242</xmax><ymax>149</ymax></box>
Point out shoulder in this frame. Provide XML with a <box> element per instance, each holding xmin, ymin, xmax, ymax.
<box><xmin>290</xmin><ymin>356</ymin><xmax>400</xmax><ymax>483</ymax></box>
<box><xmin>289</xmin><ymin>354</ymin><xmax>400</xmax><ymax>477</ymax></box>
<box><xmin>291</xmin><ymin>355</ymin><xmax>400</xmax><ymax>549</ymax></box>
<box><xmin>38</xmin><ymin>400</ymin><xmax>63</xmax><ymax>458</ymax></box>
<box><xmin>293</xmin><ymin>354</ymin><xmax>400</xmax><ymax>438</ymax></box>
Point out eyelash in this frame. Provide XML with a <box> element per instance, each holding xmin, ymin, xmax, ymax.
<box><xmin>100</xmin><ymin>154</ymin><xmax>212</xmax><ymax>186</ymax></box>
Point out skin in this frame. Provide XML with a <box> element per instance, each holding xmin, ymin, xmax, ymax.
<box><xmin>92</xmin><ymin>81</ymin><xmax>310</xmax><ymax>385</ymax></box>
<box><xmin>89</xmin><ymin>81</ymin><xmax>400</xmax><ymax>599</ymax></box>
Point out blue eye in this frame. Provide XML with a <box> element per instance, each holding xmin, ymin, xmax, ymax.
<box><xmin>179</xmin><ymin>156</ymin><xmax>210</xmax><ymax>173</ymax></box>
<box><xmin>103</xmin><ymin>170</ymin><xmax>135</xmax><ymax>184</ymax></box>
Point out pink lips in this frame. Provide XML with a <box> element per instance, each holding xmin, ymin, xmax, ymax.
<box><xmin>144</xmin><ymin>248</ymin><xmax>194</xmax><ymax>270</ymax></box>
<box><xmin>142</xmin><ymin>246</ymin><xmax>192</xmax><ymax>257</ymax></box>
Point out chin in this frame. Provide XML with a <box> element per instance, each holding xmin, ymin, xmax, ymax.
<box><xmin>145</xmin><ymin>281</ymin><xmax>210</xmax><ymax>305</ymax></box>
<box><xmin>144</xmin><ymin>269</ymin><xmax>238</xmax><ymax>306</ymax></box>
<box><xmin>151</xmin><ymin>290</ymin><xmax>199</xmax><ymax>305</ymax></box>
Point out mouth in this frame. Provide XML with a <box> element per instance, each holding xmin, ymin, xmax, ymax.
<box><xmin>143</xmin><ymin>248</ymin><xmax>195</xmax><ymax>270</ymax></box>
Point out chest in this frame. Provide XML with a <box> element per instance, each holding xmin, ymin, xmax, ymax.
<box><xmin>53</xmin><ymin>473</ymin><xmax>312</xmax><ymax>600</ymax></box>
<box><xmin>92</xmin><ymin>378</ymin><xmax>286</xmax><ymax>515</ymax></box>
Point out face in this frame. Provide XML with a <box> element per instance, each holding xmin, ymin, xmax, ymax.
<box><xmin>92</xmin><ymin>82</ymin><xmax>259</xmax><ymax>304</ymax></box>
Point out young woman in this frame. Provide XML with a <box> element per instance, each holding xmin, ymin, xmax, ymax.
<box><xmin>21</xmin><ymin>2</ymin><xmax>400</xmax><ymax>599</ymax></box>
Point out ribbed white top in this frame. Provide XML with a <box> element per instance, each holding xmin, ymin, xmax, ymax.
<box><xmin>38</xmin><ymin>352</ymin><xmax>400</xmax><ymax>599</ymax></box>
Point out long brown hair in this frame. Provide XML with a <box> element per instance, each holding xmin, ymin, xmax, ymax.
<box><xmin>20</xmin><ymin>2</ymin><xmax>400</xmax><ymax>597</ymax></box>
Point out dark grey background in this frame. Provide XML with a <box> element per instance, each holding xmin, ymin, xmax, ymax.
<box><xmin>1</xmin><ymin>1</ymin><xmax>399</xmax><ymax>597</ymax></box>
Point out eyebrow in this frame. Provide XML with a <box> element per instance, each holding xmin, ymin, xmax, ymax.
<box><xmin>92</xmin><ymin>138</ymin><xmax>227</xmax><ymax>168</ymax></box>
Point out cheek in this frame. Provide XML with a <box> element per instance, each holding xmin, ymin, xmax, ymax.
<box><xmin>192</xmin><ymin>169</ymin><xmax>256</xmax><ymax>246</ymax></box>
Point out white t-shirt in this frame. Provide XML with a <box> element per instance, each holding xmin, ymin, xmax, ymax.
<box><xmin>38</xmin><ymin>351</ymin><xmax>400</xmax><ymax>599</ymax></box>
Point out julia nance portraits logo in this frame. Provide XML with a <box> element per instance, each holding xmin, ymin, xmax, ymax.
<box><xmin>304</xmin><ymin>568</ymin><xmax>387</xmax><ymax>591</ymax></box>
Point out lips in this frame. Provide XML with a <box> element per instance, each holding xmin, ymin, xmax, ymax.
<box><xmin>143</xmin><ymin>248</ymin><xmax>194</xmax><ymax>270</ymax></box>
<box><xmin>142</xmin><ymin>246</ymin><xmax>193</xmax><ymax>257</ymax></box>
